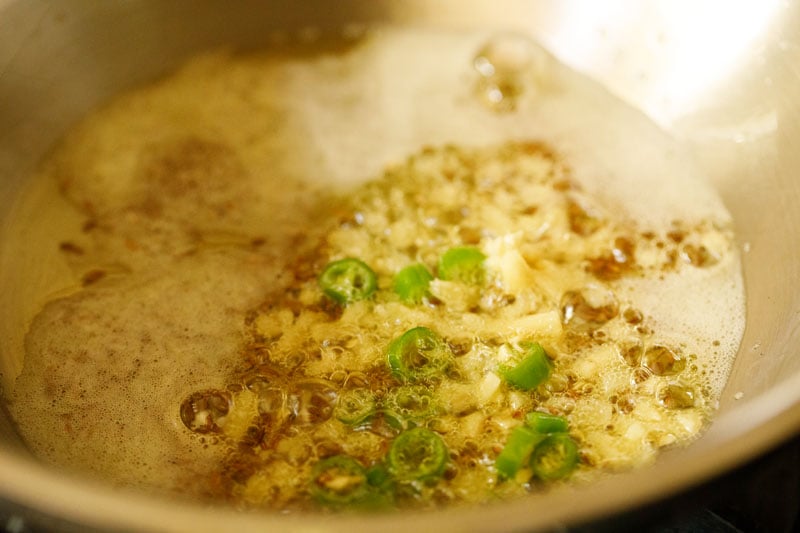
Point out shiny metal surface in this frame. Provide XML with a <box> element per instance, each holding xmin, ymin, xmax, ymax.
<box><xmin>1</xmin><ymin>1</ymin><xmax>799</xmax><ymax>531</ymax></box>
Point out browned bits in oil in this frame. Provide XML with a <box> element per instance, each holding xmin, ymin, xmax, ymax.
<box><xmin>243</xmin><ymin>309</ymin><xmax>260</xmax><ymax>327</ymax></box>
<box><xmin>561</xmin><ymin>287</ymin><xmax>619</xmax><ymax>326</ymax></box>
<box><xmin>288</xmin><ymin>250</ymin><xmax>325</xmax><ymax>283</ymax></box>
<box><xmin>289</xmin><ymin>379</ymin><xmax>337</xmax><ymax>425</ymax></box>
<box><xmin>458</xmin><ymin>226</ymin><xmax>482</xmax><ymax>245</ymax></box>
<box><xmin>657</xmin><ymin>384</ymin><xmax>695</xmax><ymax>409</ymax></box>
<box><xmin>81</xmin><ymin>269</ymin><xmax>106</xmax><ymax>286</ymax></box>
<box><xmin>59</xmin><ymin>241</ymin><xmax>85</xmax><ymax>255</ymax></box>
<box><xmin>623</xmin><ymin>308</ymin><xmax>643</xmax><ymax>325</ymax></box>
<box><xmin>222</xmin><ymin>453</ymin><xmax>263</xmax><ymax>488</ymax></box>
<box><xmin>441</xmin><ymin>208</ymin><xmax>466</xmax><ymax>225</ymax></box>
<box><xmin>141</xmin><ymin>137</ymin><xmax>243</xmax><ymax>207</ymax></box>
<box><xmin>681</xmin><ymin>244</ymin><xmax>719</xmax><ymax>267</ymax></box>
<box><xmin>566</xmin><ymin>199</ymin><xmax>601</xmax><ymax>236</ymax></box>
<box><xmin>642</xmin><ymin>345</ymin><xmax>685</xmax><ymax>376</ymax></box>
<box><xmin>552</xmin><ymin>179</ymin><xmax>574</xmax><ymax>192</ymax></box>
<box><xmin>614</xmin><ymin>393</ymin><xmax>637</xmax><ymax>414</ymax></box>
<box><xmin>448</xmin><ymin>341</ymin><xmax>472</xmax><ymax>357</ymax></box>
<box><xmin>614</xmin><ymin>237</ymin><xmax>635</xmax><ymax>262</ymax></box>
<box><xmin>586</xmin><ymin>237</ymin><xmax>637</xmax><ymax>281</ymax></box>
<box><xmin>81</xmin><ymin>219</ymin><xmax>98</xmax><ymax>232</ymax></box>
<box><xmin>514</xmin><ymin>140</ymin><xmax>554</xmax><ymax>157</ymax></box>
<box><xmin>336</xmin><ymin>209</ymin><xmax>361</xmax><ymax>228</ymax></box>
<box><xmin>667</xmin><ymin>230</ymin><xmax>686</xmax><ymax>243</ymax></box>
<box><xmin>240</xmin><ymin>425</ymin><xmax>266</xmax><ymax>448</ymax></box>
<box><xmin>591</xmin><ymin>329</ymin><xmax>607</xmax><ymax>341</ymax></box>
<box><xmin>180</xmin><ymin>390</ymin><xmax>232</xmax><ymax>434</ymax></box>
<box><xmin>632</xmin><ymin>367</ymin><xmax>652</xmax><ymax>385</ymax></box>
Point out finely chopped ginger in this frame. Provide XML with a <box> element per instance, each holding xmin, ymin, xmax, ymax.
<box><xmin>177</xmin><ymin>141</ymin><xmax>736</xmax><ymax>510</ymax></box>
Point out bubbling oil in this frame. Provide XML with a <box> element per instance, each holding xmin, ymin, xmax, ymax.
<box><xmin>1</xmin><ymin>27</ymin><xmax>744</xmax><ymax>507</ymax></box>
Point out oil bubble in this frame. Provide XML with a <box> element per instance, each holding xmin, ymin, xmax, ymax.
<box><xmin>473</xmin><ymin>33</ymin><xmax>552</xmax><ymax>112</ymax></box>
<box><xmin>180</xmin><ymin>390</ymin><xmax>232</xmax><ymax>434</ymax></box>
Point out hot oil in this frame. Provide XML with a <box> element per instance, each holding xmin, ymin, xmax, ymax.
<box><xmin>0</xmin><ymin>28</ymin><xmax>744</xmax><ymax>502</ymax></box>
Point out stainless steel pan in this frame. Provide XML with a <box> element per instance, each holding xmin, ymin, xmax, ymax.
<box><xmin>1</xmin><ymin>1</ymin><xmax>799</xmax><ymax>531</ymax></box>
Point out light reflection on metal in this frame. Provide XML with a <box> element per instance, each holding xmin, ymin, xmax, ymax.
<box><xmin>540</xmin><ymin>0</ymin><xmax>785</xmax><ymax>126</ymax></box>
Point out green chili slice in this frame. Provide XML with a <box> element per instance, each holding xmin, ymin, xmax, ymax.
<box><xmin>387</xmin><ymin>327</ymin><xmax>453</xmax><ymax>383</ymax></box>
<box><xmin>319</xmin><ymin>258</ymin><xmax>377</xmax><ymax>305</ymax></box>
<box><xmin>334</xmin><ymin>388</ymin><xmax>376</xmax><ymax>427</ymax></box>
<box><xmin>394</xmin><ymin>264</ymin><xmax>434</xmax><ymax>304</ymax></box>
<box><xmin>438</xmin><ymin>246</ymin><xmax>486</xmax><ymax>285</ymax></box>
<box><xmin>530</xmin><ymin>433</ymin><xmax>579</xmax><ymax>481</ymax></box>
<box><xmin>525</xmin><ymin>411</ymin><xmax>569</xmax><ymax>434</ymax></box>
<box><xmin>499</xmin><ymin>342</ymin><xmax>552</xmax><ymax>391</ymax></box>
<box><xmin>387</xmin><ymin>427</ymin><xmax>448</xmax><ymax>482</ymax></box>
<box><xmin>363</xmin><ymin>464</ymin><xmax>396</xmax><ymax>508</ymax></box>
<box><xmin>495</xmin><ymin>426</ymin><xmax>545</xmax><ymax>480</ymax></box>
<box><xmin>365</xmin><ymin>463</ymin><xmax>392</xmax><ymax>490</ymax></box>
<box><xmin>310</xmin><ymin>455</ymin><xmax>371</xmax><ymax>507</ymax></box>
<box><xmin>382</xmin><ymin>384</ymin><xmax>439</xmax><ymax>430</ymax></box>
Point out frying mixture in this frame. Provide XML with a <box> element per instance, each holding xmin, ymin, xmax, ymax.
<box><xmin>1</xmin><ymin>28</ymin><xmax>744</xmax><ymax>511</ymax></box>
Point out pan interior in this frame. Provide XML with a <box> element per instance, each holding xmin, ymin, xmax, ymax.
<box><xmin>0</xmin><ymin>1</ymin><xmax>797</xmax><ymax>531</ymax></box>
